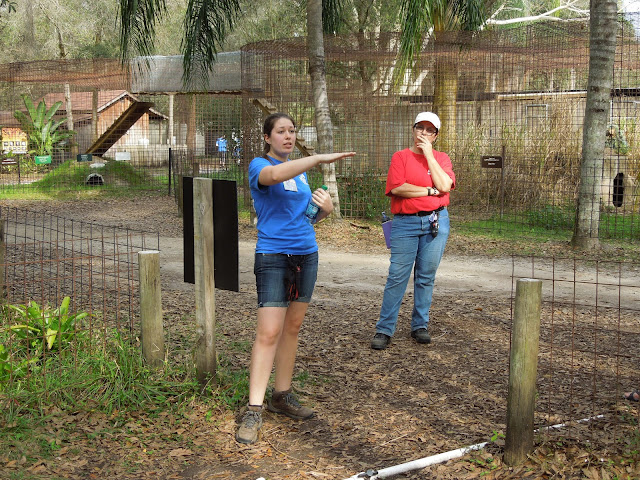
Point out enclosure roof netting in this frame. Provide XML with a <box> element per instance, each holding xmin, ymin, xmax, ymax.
<box><xmin>1</xmin><ymin>21</ymin><xmax>640</xmax><ymax>89</ymax></box>
<box><xmin>240</xmin><ymin>21</ymin><xmax>640</xmax><ymax>69</ymax></box>
<box><xmin>0</xmin><ymin>58</ymin><xmax>128</xmax><ymax>88</ymax></box>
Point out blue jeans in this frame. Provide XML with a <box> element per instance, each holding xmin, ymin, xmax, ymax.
<box><xmin>254</xmin><ymin>252</ymin><xmax>319</xmax><ymax>307</ymax></box>
<box><xmin>375</xmin><ymin>209</ymin><xmax>450</xmax><ymax>336</ymax></box>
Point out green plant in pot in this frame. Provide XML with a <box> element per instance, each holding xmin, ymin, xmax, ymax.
<box><xmin>13</xmin><ymin>93</ymin><xmax>75</xmax><ymax>165</ymax></box>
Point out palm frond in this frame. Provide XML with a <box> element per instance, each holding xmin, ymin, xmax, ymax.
<box><xmin>393</xmin><ymin>0</ymin><xmax>486</xmax><ymax>88</ymax></box>
<box><xmin>181</xmin><ymin>0</ymin><xmax>242</xmax><ymax>89</ymax></box>
<box><xmin>452</xmin><ymin>0</ymin><xmax>486</xmax><ymax>31</ymax></box>
<box><xmin>393</xmin><ymin>0</ymin><xmax>432</xmax><ymax>88</ymax></box>
<box><xmin>322</xmin><ymin>0</ymin><xmax>345</xmax><ymax>34</ymax></box>
<box><xmin>118</xmin><ymin>0</ymin><xmax>168</xmax><ymax>63</ymax></box>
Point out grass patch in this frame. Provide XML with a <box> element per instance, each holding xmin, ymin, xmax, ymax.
<box><xmin>0</xmin><ymin>323</ymin><xmax>252</xmax><ymax>472</ymax></box>
<box><xmin>459</xmin><ymin>204</ymin><xmax>640</xmax><ymax>242</ymax></box>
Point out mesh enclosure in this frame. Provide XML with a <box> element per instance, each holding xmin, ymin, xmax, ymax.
<box><xmin>0</xmin><ymin>19</ymin><xmax>639</xmax><ymax>239</ymax></box>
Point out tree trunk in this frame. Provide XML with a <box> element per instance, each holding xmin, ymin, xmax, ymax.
<box><xmin>571</xmin><ymin>0</ymin><xmax>617</xmax><ymax>249</ymax></box>
<box><xmin>433</xmin><ymin>53</ymin><xmax>458</xmax><ymax>154</ymax></box>
<box><xmin>24</xmin><ymin>1</ymin><xmax>36</xmax><ymax>49</ymax></box>
<box><xmin>64</xmin><ymin>83</ymin><xmax>77</xmax><ymax>156</ymax></box>
<box><xmin>187</xmin><ymin>94</ymin><xmax>197</xmax><ymax>169</ymax></box>
<box><xmin>92</xmin><ymin>89</ymin><xmax>99</xmax><ymax>143</ymax></box>
<box><xmin>58</xmin><ymin>27</ymin><xmax>78</xmax><ymax>157</ymax></box>
<box><xmin>307</xmin><ymin>0</ymin><xmax>341</xmax><ymax>219</ymax></box>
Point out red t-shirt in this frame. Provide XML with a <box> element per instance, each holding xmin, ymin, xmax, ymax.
<box><xmin>385</xmin><ymin>148</ymin><xmax>456</xmax><ymax>214</ymax></box>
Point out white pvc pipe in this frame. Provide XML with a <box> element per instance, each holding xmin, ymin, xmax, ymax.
<box><xmin>341</xmin><ymin>414</ymin><xmax>605</xmax><ymax>480</ymax></box>
<box><xmin>341</xmin><ymin>441</ymin><xmax>488</xmax><ymax>480</ymax></box>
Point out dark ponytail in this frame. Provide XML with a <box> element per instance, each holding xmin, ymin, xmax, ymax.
<box><xmin>262</xmin><ymin>113</ymin><xmax>295</xmax><ymax>156</ymax></box>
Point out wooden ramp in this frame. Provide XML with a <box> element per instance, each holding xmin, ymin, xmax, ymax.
<box><xmin>252</xmin><ymin>98</ymin><xmax>315</xmax><ymax>156</ymax></box>
<box><xmin>86</xmin><ymin>101</ymin><xmax>154</xmax><ymax>156</ymax></box>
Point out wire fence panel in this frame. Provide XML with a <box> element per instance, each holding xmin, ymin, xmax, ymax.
<box><xmin>511</xmin><ymin>256</ymin><xmax>640</xmax><ymax>447</ymax></box>
<box><xmin>0</xmin><ymin>207</ymin><xmax>159</xmax><ymax>386</ymax></box>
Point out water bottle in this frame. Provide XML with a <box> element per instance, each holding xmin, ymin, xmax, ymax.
<box><xmin>304</xmin><ymin>185</ymin><xmax>328</xmax><ymax>224</ymax></box>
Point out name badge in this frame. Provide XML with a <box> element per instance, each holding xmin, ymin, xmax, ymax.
<box><xmin>283</xmin><ymin>179</ymin><xmax>298</xmax><ymax>191</ymax></box>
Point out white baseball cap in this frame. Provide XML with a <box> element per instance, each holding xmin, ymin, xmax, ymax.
<box><xmin>413</xmin><ymin>112</ymin><xmax>441</xmax><ymax>131</ymax></box>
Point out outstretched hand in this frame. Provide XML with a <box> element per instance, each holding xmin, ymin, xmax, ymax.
<box><xmin>316</xmin><ymin>151</ymin><xmax>356</xmax><ymax>164</ymax></box>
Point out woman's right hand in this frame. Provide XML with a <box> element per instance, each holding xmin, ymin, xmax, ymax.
<box><xmin>416</xmin><ymin>134</ymin><xmax>433</xmax><ymax>156</ymax></box>
<box><xmin>315</xmin><ymin>151</ymin><xmax>356</xmax><ymax>164</ymax></box>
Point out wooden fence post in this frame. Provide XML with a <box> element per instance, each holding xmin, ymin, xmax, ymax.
<box><xmin>193</xmin><ymin>178</ymin><xmax>216</xmax><ymax>386</ymax></box>
<box><xmin>138</xmin><ymin>250</ymin><xmax>164</xmax><ymax>368</ymax></box>
<box><xmin>505</xmin><ymin>278</ymin><xmax>543</xmax><ymax>465</ymax></box>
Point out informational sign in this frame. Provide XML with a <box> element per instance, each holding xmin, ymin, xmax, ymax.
<box><xmin>1</xmin><ymin>127</ymin><xmax>28</xmax><ymax>154</ymax></box>
<box><xmin>34</xmin><ymin>155</ymin><xmax>52</xmax><ymax>165</ymax></box>
<box><xmin>77</xmin><ymin>154</ymin><xmax>93</xmax><ymax>162</ymax></box>
<box><xmin>481</xmin><ymin>155</ymin><xmax>503</xmax><ymax>168</ymax></box>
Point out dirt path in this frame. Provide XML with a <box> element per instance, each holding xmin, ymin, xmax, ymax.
<box><xmin>159</xmin><ymin>236</ymin><xmax>640</xmax><ymax>309</ymax></box>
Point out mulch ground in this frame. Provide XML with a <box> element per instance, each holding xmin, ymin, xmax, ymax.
<box><xmin>1</xmin><ymin>193</ymin><xmax>639</xmax><ymax>480</ymax></box>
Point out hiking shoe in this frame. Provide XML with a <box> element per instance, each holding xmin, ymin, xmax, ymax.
<box><xmin>267</xmin><ymin>388</ymin><xmax>315</xmax><ymax>420</ymax></box>
<box><xmin>235</xmin><ymin>405</ymin><xmax>263</xmax><ymax>444</ymax></box>
<box><xmin>411</xmin><ymin>328</ymin><xmax>431</xmax><ymax>344</ymax></box>
<box><xmin>371</xmin><ymin>332</ymin><xmax>391</xmax><ymax>350</ymax></box>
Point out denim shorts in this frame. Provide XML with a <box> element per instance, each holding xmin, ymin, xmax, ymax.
<box><xmin>254</xmin><ymin>251</ymin><xmax>319</xmax><ymax>307</ymax></box>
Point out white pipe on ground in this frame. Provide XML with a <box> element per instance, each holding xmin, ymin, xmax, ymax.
<box><xmin>341</xmin><ymin>414</ymin><xmax>606</xmax><ymax>480</ymax></box>
<box><xmin>341</xmin><ymin>441</ymin><xmax>488</xmax><ymax>480</ymax></box>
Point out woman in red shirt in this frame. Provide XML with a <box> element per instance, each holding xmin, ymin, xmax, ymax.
<box><xmin>371</xmin><ymin>112</ymin><xmax>456</xmax><ymax>350</ymax></box>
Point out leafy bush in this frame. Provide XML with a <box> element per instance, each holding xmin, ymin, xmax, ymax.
<box><xmin>13</xmin><ymin>94</ymin><xmax>75</xmax><ymax>157</ymax></box>
<box><xmin>1</xmin><ymin>297</ymin><xmax>88</xmax><ymax>384</ymax></box>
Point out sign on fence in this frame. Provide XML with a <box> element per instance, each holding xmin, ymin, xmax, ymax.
<box><xmin>481</xmin><ymin>155</ymin><xmax>503</xmax><ymax>168</ymax></box>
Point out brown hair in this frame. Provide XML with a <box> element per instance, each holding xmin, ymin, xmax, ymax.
<box><xmin>262</xmin><ymin>113</ymin><xmax>296</xmax><ymax>156</ymax></box>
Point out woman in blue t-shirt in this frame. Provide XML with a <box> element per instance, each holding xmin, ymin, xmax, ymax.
<box><xmin>236</xmin><ymin>112</ymin><xmax>355</xmax><ymax>445</ymax></box>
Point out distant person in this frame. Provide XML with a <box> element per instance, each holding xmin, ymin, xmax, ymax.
<box><xmin>235</xmin><ymin>112</ymin><xmax>355</xmax><ymax>444</ymax></box>
<box><xmin>371</xmin><ymin>112</ymin><xmax>455</xmax><ymax>350</ymax></box>
<box><xmin>216</xmin><ymin>135</ymin><xmax>228</xmax><ymax>167</ymax></box>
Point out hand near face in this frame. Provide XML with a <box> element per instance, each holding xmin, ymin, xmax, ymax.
<box><xmin>416</xmin><ymin>133</ymin><xmax>433</xmax><ymax>156</ymax></box>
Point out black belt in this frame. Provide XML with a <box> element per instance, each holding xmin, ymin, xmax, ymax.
<box><xmin>395</xmin><ymin>207</ymin><xmax>444</xmax><ymax>217</ymax></box>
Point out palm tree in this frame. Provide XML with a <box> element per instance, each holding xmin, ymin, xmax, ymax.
<box><xmin>394</xmin><ymin>0</ymin><xmax>486</xmax><ymax>153</ymax></box>
<box><xmin>571</xmin><ymin>0</ymin><xmax>617</xmax><ymax>249</ymax></box>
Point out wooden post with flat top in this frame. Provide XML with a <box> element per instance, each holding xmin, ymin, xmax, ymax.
<box><xmin>138</xmin><ymin>250</ymin><xmax>164</xmax><ymax>368</ymax></box>
<box><xmin>505</xmin><ymin>278</ymin><xmax>543</xmax><ymax>465</ymax></box>
<box><xmin>193</xmin><ymin>177</ymin><xmax>216</xmax><ymax>386</ymax></box>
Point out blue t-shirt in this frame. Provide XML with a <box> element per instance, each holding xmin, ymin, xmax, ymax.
<box><xmin>216</xmin><ymin>137</ymin><xmax>228</xmax><ymax>152</ymax></box>
<box><xmin>249</xmin><ymin>156</ymin><xmax>318</xmax><ymax>254</ymax></box>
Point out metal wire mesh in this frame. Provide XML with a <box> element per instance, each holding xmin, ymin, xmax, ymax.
<box><xmin>0</xmin><ymin>19</ymin><xmax>639</xmax><ymax>239</ymax></box>
<box><xmin>0</xmin><ymin>207</ymin><xmax>159</xmax><ymax>385</ymax></box>
<box><xmin>511</xmin><ymin>256</ymin><xmax>640</xmax><ymax>444</ymax></box>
